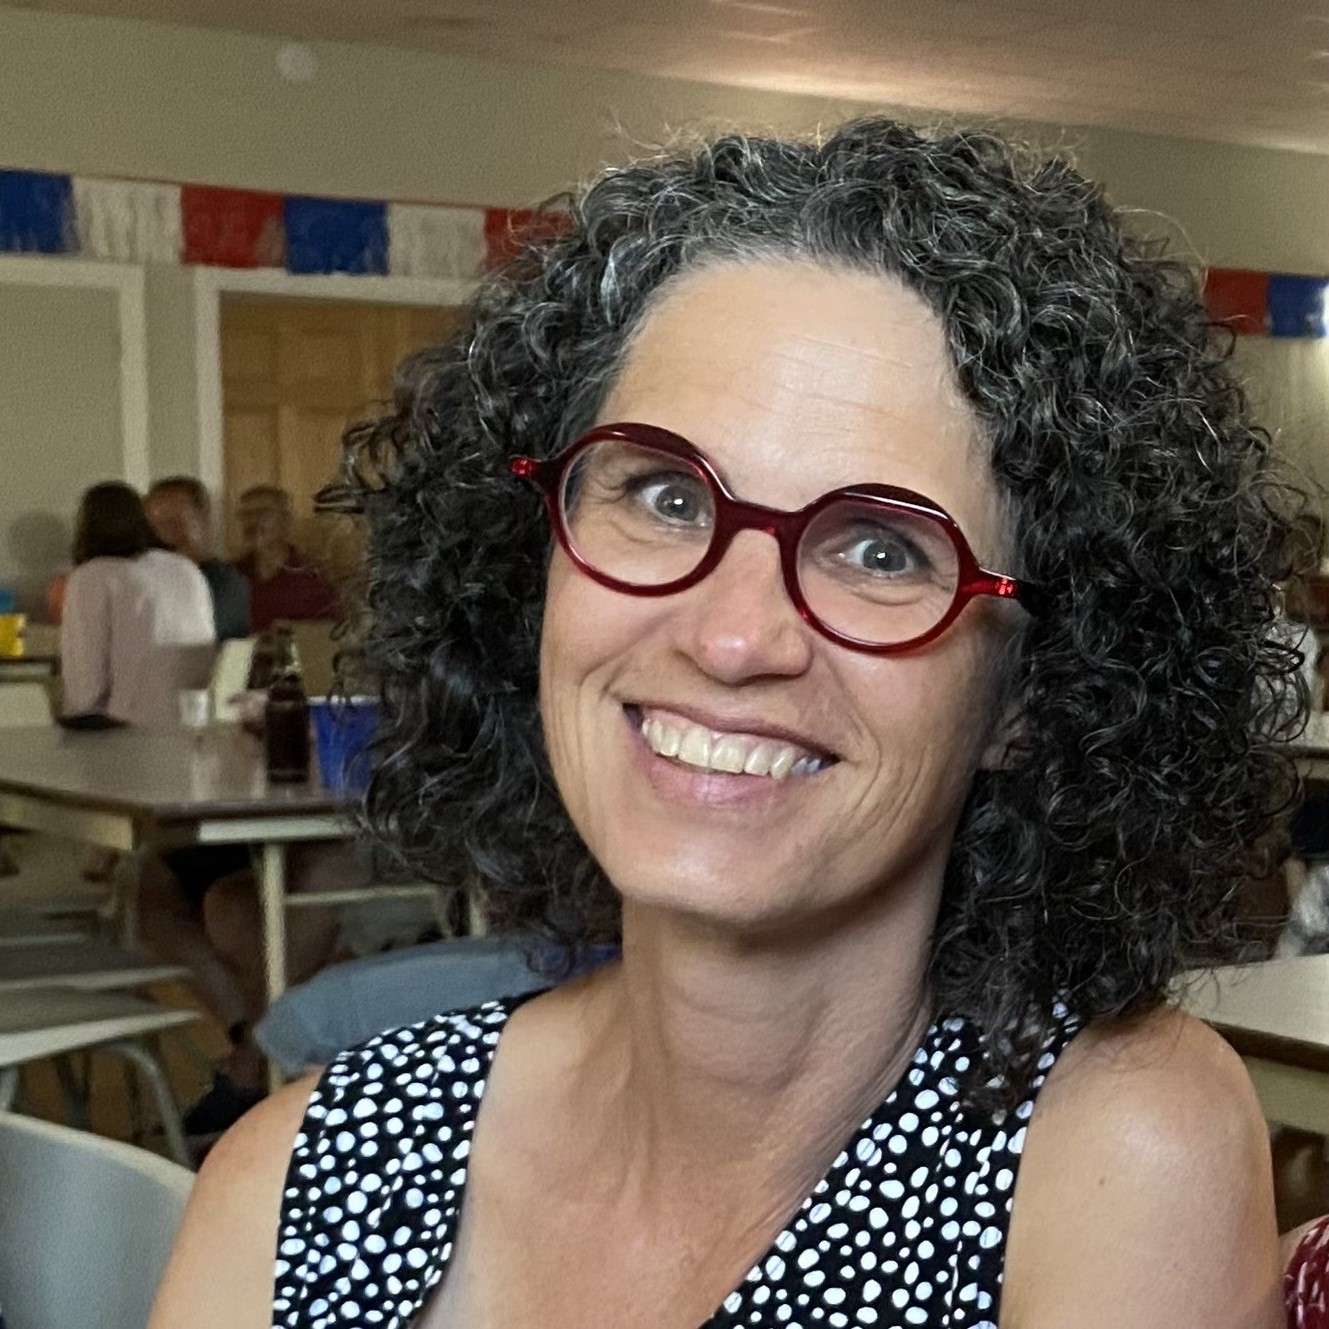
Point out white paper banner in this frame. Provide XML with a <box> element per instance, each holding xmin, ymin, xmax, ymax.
<box><xmin>388</xmin><ymin>203</ymin><xmax>486</xmax><ymax>280</ymax></box>
<box><xmin>73</xmin><ymin>177</ymin><xmax>182</xmax><ymax>264</ymax></box>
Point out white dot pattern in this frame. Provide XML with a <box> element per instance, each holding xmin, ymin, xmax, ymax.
<box><xmin>271</xmin><ymin>997</ymin><xmax>1080</xmax><ymax>1328</ymax></box>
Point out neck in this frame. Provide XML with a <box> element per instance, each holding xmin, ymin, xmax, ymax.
<box><xmin>253</xmin><ymin>545</ymin><xmax>288</xmax><ymax>580</ymax></box>
<box><xmin>579</xmin><ymin>876</ymin><xmax>939</xmax><ymax>1215</ymax></box>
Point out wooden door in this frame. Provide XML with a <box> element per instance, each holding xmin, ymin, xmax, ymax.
<box><xmin>220</xmin><ymin>296</ymin><xmax>463</xmax><ymax>578</ymax></box>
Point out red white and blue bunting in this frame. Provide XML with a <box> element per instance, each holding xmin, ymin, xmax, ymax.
<box><xmin>1203</xmin><ymin>268</ymin><xmax>1329</xmax><ymax>338</ymax></box>
<box><xmin>0</xmin><ymin>166</ymin><xmax>1324</xmax><ymax>335</ymax></box>
<box><xmin>0</xmin><ymin>167</ymin><xmax>562</xmax><ymax>282</ymax></box>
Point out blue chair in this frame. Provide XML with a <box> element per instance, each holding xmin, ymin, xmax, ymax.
<box><xmin>255</xmin><ymin>937</ymin><xmax>553</xmax><ymax>1076</ymax></box>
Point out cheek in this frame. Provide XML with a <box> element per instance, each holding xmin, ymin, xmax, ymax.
<box><xmin>852</xmin><ymin>631</ymin><xmax>1003</xmax><ymax>804</ymax></box>
<box><xmin>537</xmin><ymin>556</ymin><xmax>636</xmax><ymax>778</ymax></box>
<box><xmin>540</xmin><ymin>551</ymin><xmax>663</xmax><ymax>685</ymax></box>
<box><xmin>539</xmin><ymin>554</ymin><xmax>599</xmax><ymax>723</ymax></box>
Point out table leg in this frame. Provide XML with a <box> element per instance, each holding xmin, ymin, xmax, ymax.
<box><xmin>115</xmin><ymin>847</ymin><xmax>147</xmax><ymax>947</ymax></box>
<box><xmin>258</xmin><ymin>842</ymin><xmax>288</xmax><ymax>1093</ymax></box>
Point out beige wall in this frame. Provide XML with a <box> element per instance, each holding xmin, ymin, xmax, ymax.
<box><xmin>0</xmin><ymin>282</ymin><xmax>124</xmax><ymax>612</ymax></box>
<box><xmin>0</xmin><ymin>1</ymin><xmax>1326</xmax><ymax>581</ymax></box>
<box><xmin>1073</xmin><ymin>131</ymin><xmax>1329</xmax><ymax>277</ymax></box>
<box><xmin>2</xmin><ymin>4</ymin><xmax>1327</xmax><ymax>273</ymax></box>
<box><xmin>143</xmin><ymin>265</ymin><xmax>199</xmax><ymax>480</ymax></box>
<box><xmin>1233</xmin><ymin>339</ymin><xmax>1329</xmax><ymax>495</ymax></box>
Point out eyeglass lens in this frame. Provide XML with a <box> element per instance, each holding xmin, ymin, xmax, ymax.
<box><xmin>559</xmin><ymin>437</ymin><xmax>961</xmax><ymax>647</ymax></box>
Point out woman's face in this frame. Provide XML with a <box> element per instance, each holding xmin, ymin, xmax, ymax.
<box><xmin>540</xmin><ymin>261</ymin><xmax>1017</xmax><ymax>935</ymax></box>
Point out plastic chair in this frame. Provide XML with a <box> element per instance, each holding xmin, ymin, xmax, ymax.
<box><xmin>0</xmin><ymin>1111</ymin><xmax>192</xmax><ymax>1329</ymax></box>
<box><xmin>1287</xmin><ymin>1214</ymin><xmax>1329</xmax><ymax>1328</ymax></box>
<box><xmin>208</xmin><ymin>635</ymin><xmax>255</xmax><ymax>724</ymax></box>
<box><xmin>0</xmin><ymin>682</ymin><xmax>53</xmax><ymax>868</ymax></box>
<box><xmin>0</xmin><ymin>914</ymin><xmax>86</xmax><ymax>946</ymax></box>
<box><xmin>0</xmin><ymin>939</ymin><xmax>185</xmax><ymax>993</ymax></box>
<box><xmin>254</xmin><ymin>936</ymin><xmax>549</xmax><ymax>1075</ymax></box>
<box><xmin>255</xmin><ymin>936</ymin><xmax>620</xmax><ymax>1075</ymax></box>
<box><xmin>0</xmin><ymin>986</ymin><xmax>198</xmax><ymax>1167</ymax></box>
<box><xmin>0</xmin><ymin>683</ymin><xmax>116</xmax><ymax>930</ymax></box>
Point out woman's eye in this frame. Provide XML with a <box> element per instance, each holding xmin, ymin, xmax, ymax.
<box><xmin>843</xmin><ymin>531</ymin><xmax>926</xmax><ymax>576</ymax></box>
<box><xmin>630</xmin><ymin>474</ymin><xmax>709</xmax><ymax>525</ymax></box>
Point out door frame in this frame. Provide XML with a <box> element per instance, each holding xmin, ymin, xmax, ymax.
<box><xmin>0</xmin><ymin>255</ymin><xmax>149</xmax><ymax>488</ymax></box>
<box><xmin>193</xmin><ymin>266</ymin><xmax>475</xmax><ymax>507</ymax></box>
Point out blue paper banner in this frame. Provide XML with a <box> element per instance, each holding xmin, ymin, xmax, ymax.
<box><xmin>0</xmin><ymin>170</ymin><xmax>74</xmax><ymax>254</ymax></box>
<box><xmin>284</xmin><ymin>196</ymin><xmax>388</xmax><ymax>275</ymax></box>
<box><xmin>1267</xmin><ymin>273</ymin><xmax>1329</xmax><ymax>338</ymax></box>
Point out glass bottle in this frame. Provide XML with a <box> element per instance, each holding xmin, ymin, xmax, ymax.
<box><xmin>246</xmin><ymin>630</ymin><xmax>276</xmax><ymax>691</ymax></box>
<box><xmin>264</xmin><ymin>625</ymin><xmax>310</xmax><ymax>783</ymax></box>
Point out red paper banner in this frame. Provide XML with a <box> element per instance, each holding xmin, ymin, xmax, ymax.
<box><xmin>182</xmin><ymin>185</ymin><xmax>286</xmax><ymax>268</ymax></box>
<box><xmin>1203</xmin><ymin>267</ymin><xmax>1269</xmax><ymax>335</ymax></box>
<box><xmin>484</xmin><ymin>206</ymin><xmax>571</xmax><ymax>269</ymax></box>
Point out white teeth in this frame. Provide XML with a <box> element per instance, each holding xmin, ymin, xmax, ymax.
<box><xmin>676</xmin><ymin>726</ymin><xmax>713</xmax><ymax>768</ymax></box>
<box><xmin>743</xmin><ymin>742</ymin><xmax>776</xmax><ymax>777</ymax></box>
<box><xmin>656</xmin><ymin>719</ymin><xmax>680</xmax><ymax>758</ymax></box>
<box><xmin>638</xmin><ymin>711</ymin><xmax>827</xmax><ymax>780</ymax></box>
<box><xmin>709</xmin><ymin>736</ymin><xmax>747</xmax><ymax>774</ymax></box>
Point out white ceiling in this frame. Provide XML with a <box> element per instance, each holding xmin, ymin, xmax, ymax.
<box><xmin>12</xmin><ymin>0</ymin><xmax>1329</xmax><ymax>154</ymax></box>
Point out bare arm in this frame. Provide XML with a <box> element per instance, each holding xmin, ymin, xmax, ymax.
<box><xmin>59</xmin><ymin>565</ymin><xmax>111</xmax><ymax>716</ymax></box>
<box><xmin>147</xmin><ymin>1071</ymin><xmax>322</xmax><ymax>1329</ymax></box>
<box><xmin>1001</xmin><ymin>1009</ymin><xmax>1283</xmax><ymax>1329</ymax></box>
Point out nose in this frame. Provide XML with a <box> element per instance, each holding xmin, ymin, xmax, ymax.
<box><xmin>675</xmin><ymin>529</ymin><xmax>814</xmax><ymax>684</ymax></box>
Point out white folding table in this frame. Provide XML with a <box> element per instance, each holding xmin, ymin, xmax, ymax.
<box><xmin>0</xmin><ymin>725</ymin><xmax>350</xmax><ymax>1008</ymax></box>
<box><xmin>1178</xmin><ymin>955</ymin><xmax>1329</xmax><ymax>1135</ymax></box>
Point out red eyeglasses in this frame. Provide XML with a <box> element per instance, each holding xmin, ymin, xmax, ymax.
<box><xmin>510</xmin><ymin>422</ymin><xmax>1043</xmax><ymax>655</ymax></box>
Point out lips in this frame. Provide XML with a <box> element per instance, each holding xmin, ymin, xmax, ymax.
<box><xmin>630</xmin><ymin>705</ymin><xmax>836</xmax><ymax>780</ymax></box>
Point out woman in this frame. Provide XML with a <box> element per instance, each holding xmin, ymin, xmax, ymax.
<box><xmin>152</xmin><ymin>121</ymin><xmax>1302</xmax><ymax>1327</ymax></box>
<box><xmin>61</xmin><ymin>481</ymin><xmax>215</xmax><ymax>727</ymax></box>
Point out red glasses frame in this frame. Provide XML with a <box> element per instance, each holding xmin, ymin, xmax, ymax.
<box><xmin>510</xmin><ymin>422</ymin><xmax>1043</xmax><ymax>655</ymax></box>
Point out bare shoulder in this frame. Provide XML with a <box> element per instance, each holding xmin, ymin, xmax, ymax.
<box><xmin>1001</xmin><ymin>1007</ymin><xmax>1282</xmax><ymax>1329</ymax></box>
<box><xmin>147</xmin><ymin>1070</ymin><xmax>322</xmax><ymax>1329</ymax></box>
<box><xmin>1033</xmin><ymin>1004</ymin><xmax>1266</xmax><ymax>1145</ymax></box>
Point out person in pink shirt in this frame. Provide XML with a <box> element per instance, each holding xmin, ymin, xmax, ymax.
<box><xmin>61</xmin><ymin>482</ymin><xmax>215</xmax><ymax>727</ymax></box>
<box><xmin>230</xmin><ymin>486</ymin><xmax>338</xmax><ymax>631</ymax></box>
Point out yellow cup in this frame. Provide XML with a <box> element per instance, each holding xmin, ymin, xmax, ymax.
<box><xmin>0</xmin><ymin>613</ymin><xmax>26</xmax><ymax>658</ymax></box>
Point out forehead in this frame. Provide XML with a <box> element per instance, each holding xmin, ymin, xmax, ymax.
<box><xmin>598</xmin><ymin>261</ymin><xmax>1006</xmax><ymax>558</ymax></box>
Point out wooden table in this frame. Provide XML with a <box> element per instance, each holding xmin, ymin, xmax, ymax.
<box><xmin>0</xmin><ymin>725</ymin><xmax>349</xmax><ymax>1009</ymax></box>
<box><xmin>1178</xmin><ymin>956</ymin><xmax>1329</xmax><ymax>1134</ymax></box>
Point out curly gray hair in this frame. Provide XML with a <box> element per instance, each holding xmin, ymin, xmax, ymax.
<box><xmin>339</xmin><ymin>117</ymin><xmax>1305</xmax><ymax>1107</ymax></box>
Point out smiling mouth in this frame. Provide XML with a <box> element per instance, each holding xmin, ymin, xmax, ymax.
<box><xmin>625</xmin><ymin>705</ymin><xmax>837</xmax><ymax>780</ymax></box>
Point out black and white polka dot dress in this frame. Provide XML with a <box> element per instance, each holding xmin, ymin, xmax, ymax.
<box><xmin>271</xmin><ymin>995</ymin><xmax>1080</xmax><ymax>1329</ymax></box>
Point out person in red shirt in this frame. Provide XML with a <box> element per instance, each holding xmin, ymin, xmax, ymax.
<box><xmin>230</xmin><ymin>486</ymin><xmax>338</xmax><ymax>631</ymax></box>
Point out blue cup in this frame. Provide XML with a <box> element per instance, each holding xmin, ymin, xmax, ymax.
<box><xmin>0</xmin><ymin>588</ymin><xmax>14</xmax><ymax>614</ymax></box>
<box><xmin>310</xmin><ymin>697</ymin><xmax>379</xmax><ymax>795</ymax></box>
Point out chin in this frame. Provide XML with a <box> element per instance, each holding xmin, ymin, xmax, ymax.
<box><xmin>608</xmin><ymin>849</ymin><xmax>830</xmax><ymax>939</ymax></box>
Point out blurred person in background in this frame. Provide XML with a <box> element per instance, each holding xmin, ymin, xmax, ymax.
<box><xmin>146</xmin><ymin>476</ymin><xmax>251</xmax><ymax>641</ymax></box>
<box><xmin>231</xmin><ymin>485</ymin><xmax>338</xmax><ymax>631</ymax></box>
<box><xmin>137</xmin><ymin>840</ymin><xmax>348</xmax><ymax>1138</ymax></box>
<box><xmin>42</xmin><ymin>572</ymin><xmax>67</xmax><ymax>625</ymax></box>
<box><xmin>61</xmin><ymin>481</ymin><xmax>215</xmax><ymax>727</ymax></box>
<box><xmin>1280</xmin><ymin>512</ymin><xmax>1329</xmax><ymax>959</ymax></box>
